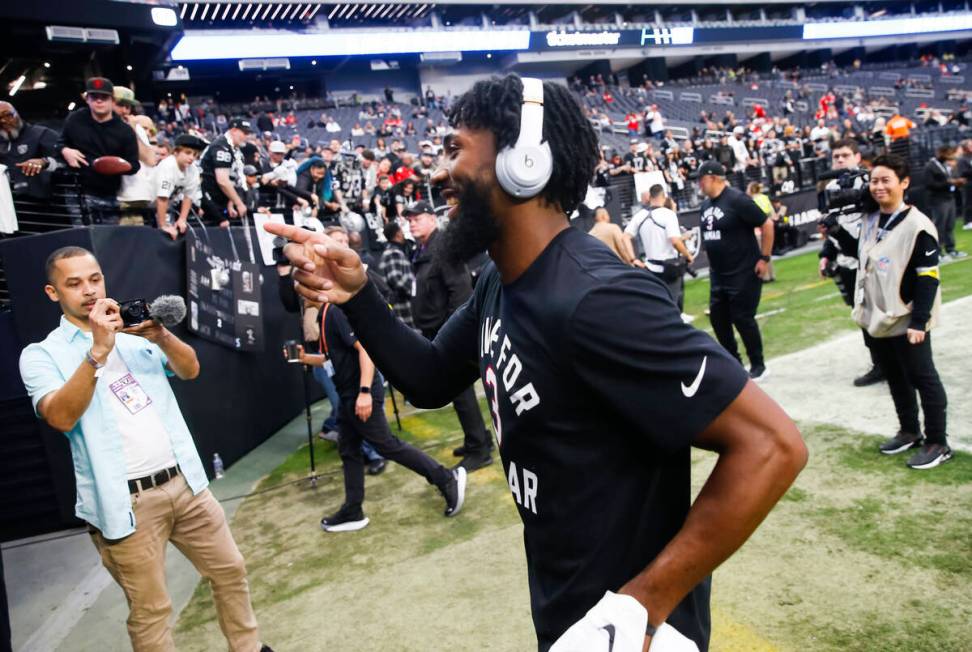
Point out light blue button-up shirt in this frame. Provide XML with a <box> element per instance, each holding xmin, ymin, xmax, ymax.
<box><xmin>19</xmin><ymin>316</ymin><xmax>208</xmax><ymax>540</ymax></box>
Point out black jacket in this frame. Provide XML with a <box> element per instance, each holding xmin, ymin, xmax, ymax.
<box><xmin>923</xmin><ymin>157</ymin><xmax>954</xmax><ymax>202</ymax></box>
<box><xmin>410</xmin><ymin>229</ymin><xmax>473</xmax><ymax>336</ymax></box>
<box><xmin>1</xmin><ymin>122</ymin><xmax>59</xmax><ymax>199</ymax></box>
<box><xmin>56</xmin><ymin>109</ymin><xmax>140</xmax><ymax>197</ymax></box>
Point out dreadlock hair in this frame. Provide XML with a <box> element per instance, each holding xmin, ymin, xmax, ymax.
<box><xmin>447</xmin><ymin>73</ymin><xmax>599</xmax><ymax>216</ymax></box>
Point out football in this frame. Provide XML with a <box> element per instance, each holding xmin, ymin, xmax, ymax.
<box><xmin>91</xmin><ymin>156</ymin><xmax>133</xmax><ymax>175</ymax></box>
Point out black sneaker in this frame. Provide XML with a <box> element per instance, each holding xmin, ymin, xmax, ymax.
<box><xmin>367</xmin><ymin>459</ymin><xmax>387</xmax><ymax>476</ymax></box>
<box><xmin>320</xmin><ymin>503</ymin><xmax>369</xmax><ymax>532</ymax></box>
<box><xmin>879</xmin><ymin>431</ymin><xmax>923</xmax><ymax>455</ymax></box>
<box><xmin>456</xmin><ymin>452</ymin><xmax>493</xmax><ymax>473</ymax></box>
<box><xmin>439</xmin><ymin>467</ymin><xmax>467</xmax><ymax>517</ymax></box>
<box><xmin>452</xmin><ymin>445</ymin><xmax>467</xmax><ymax>458</ymax></box>
<box><xmin>853</xmin><ymin>366</ymin><xmax>885</xmax><ymax>387</ymax></box>
<box><xmin>749</xmin><ymin>365</ymin><xmax>770</xmax><ymax>382</ymax></box>
<box><xmin>906</xmin><ymin>443</ymin><xmax>953</xmax><ymax>470</ymax></box>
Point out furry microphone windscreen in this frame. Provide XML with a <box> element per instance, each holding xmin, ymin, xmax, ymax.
<box><xmin>149</xmin><ymin>295</ymin><xmax>188</xmax><ymax>327</ymax></box>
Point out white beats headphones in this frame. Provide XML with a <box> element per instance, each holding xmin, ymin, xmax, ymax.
<box><xmin>495</xmin><ymin>77</ymin><xmax>553</xmax><ymax>199</ymax></box>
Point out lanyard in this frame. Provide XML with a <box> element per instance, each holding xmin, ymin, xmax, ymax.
<box><xmin>862</xmin><ymin>203</ymin><xmax>907</xmax><ymax>246</ymax></box>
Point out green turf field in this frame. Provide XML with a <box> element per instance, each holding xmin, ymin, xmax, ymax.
<box><xmin>175</xmin><ymin>224</ymin><xmax>972</xmax><ymax>651</ymax></box>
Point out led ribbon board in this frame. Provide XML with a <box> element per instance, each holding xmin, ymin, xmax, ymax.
<box><xmin>171</xmin><ymin>29</ymin><xmax>531</xmax><ymax>60</ymax></box>
<box><xmin>804</xmin><ymin>15</ymin><xmax>972</xmax><ymax>40</ymax></box>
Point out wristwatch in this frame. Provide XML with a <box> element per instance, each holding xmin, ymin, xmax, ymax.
<box><xmin>759</xmin><ymin>254</ymin><xmax>771</xmax><ymax>263</ymax></box>
<box><xmin>85</xmin><ymin>349</ymin><xmax>106</xmax><ymax>377</ymax></box>
<box><xmin>359</xmin><ymin>386</ymin><xmax>371</xmax><ymax>395</ymax></box>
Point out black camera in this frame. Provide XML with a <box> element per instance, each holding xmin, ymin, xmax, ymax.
<box><xmin>119</xmin><ymin>299</ymin><xmax>151</xmax><ymax>327</ymax></box>
<box><xmin>819</xmin><ymin>169</ymin><xmax>874</xmax><ymax>231</ymax></box>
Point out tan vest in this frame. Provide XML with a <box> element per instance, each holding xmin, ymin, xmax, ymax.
<box><xmin>852</xmin><ymin>206</ymin><xmax>941</xmax><ymax>338</ymax></box>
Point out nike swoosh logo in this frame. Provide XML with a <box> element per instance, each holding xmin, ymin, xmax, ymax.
<box><xmin>600</xmin><ymin>624</ymin><xmax>616</xmax><ymax>652</ymax></box>
<box><xmin>681</xmin><ymin>356</ymin><xmax>708</xmax><ymax>398</ymax></box>
<box><xmin>925</xmin><ymin>250</ymin><xmax>937</xmax><ymax>256</ymax></box>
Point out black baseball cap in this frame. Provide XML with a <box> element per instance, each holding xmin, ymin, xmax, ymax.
<box><xmin>174</xmin><ymin>134</ymin><xmax>207</xmax><ymax>150</ymax></box>
<box><xmin>228</xmin><ymin>117</ymin><xmax>253</xmax><ymax>133</ymax></box>
<box><xmin>402</xmin><ymin>200</ymin><xmax>435</xmax><ymax>217</ymax></box>
<box><xmin>691</xmin><ymin>160</ymin><xmax>727</xmax><ymax>179</ymax></box>
<box><xmin>85</xmin><ymin>77</ymin><xmax>114</xmax><ymax>96</ymax></box>
<box><xmin>243</xmin><ymin>164</ymin><xmax>259</xmax><ymax>176</ymax></box>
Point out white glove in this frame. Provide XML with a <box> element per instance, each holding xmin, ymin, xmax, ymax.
<box><xmin>549</xmin><ymin>591</ymin><xmax>648</xmax><ymax>652</ymax></box>
<box><xmin>649</xmin><ymin>623</ymin><xmax>699</xmax><ymax>652</ymax></box>
<box><xmin>549</xmin><ymin>591</ymin><xmax>700</xmax><ymax>652</ymax></box>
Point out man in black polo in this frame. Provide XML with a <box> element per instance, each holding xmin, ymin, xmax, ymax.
<box><xmin>199</xmin><ymin>118</ymin><xmax>250</xmax><ymax>227</ymax></box>
<box><xmin>405</xmin><ymin>201</ymin><xmax>494</xmax><ymax>471</ymax></box>
<box><xmin>57</xmin><ymin>78</ymin><xmax>140</xmax><ymax>225</ymax></box>
<box><xmin>696</xmin><ymin>160</ymin><xmax>774</xmax><ymax>380</ymax></box>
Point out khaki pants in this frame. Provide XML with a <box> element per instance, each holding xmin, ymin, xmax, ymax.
<box><xmin>89</xmin><ymin>475</ymin><xmax>260</xmax><ymax>652</ymax></box>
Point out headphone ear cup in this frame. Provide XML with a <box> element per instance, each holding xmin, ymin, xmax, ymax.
<box><xmin>496</xmin><ymin>143</ymin><xmax>553</xmax><ymax>199</ymax></box>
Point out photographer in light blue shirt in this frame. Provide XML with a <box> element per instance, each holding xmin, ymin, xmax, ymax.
<box><xmin>19</xmin><ymin>246</ymin><xmax>269</xmax><ymax>652</ymax></box>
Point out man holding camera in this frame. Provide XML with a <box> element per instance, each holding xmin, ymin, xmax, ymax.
<box><xmin>19</xmin><ymin>246</ymin><xmax>269</xmax><ymax>651</ymax></box>
<box><xmin>819</xmin><ymin>139</ymin><xmax>885</xmax><ymax>387</ymax></box>
<box><xmin>625</xmin><ymin>185</ymin><xmax>694</xmax><ymax>312</ymax></box>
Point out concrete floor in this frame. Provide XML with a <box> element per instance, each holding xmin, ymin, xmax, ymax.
<box><xmin>4</xmin><ymin>401</ymin><xmax>328</xmax><ymax>652</ymax></box>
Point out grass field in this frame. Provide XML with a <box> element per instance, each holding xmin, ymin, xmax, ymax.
<box><xmin>175</xmin><ymin>225</ymin><xmax>972</xmax><ymax>651</ymax></box>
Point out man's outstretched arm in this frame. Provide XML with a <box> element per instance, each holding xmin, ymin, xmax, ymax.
<box><xmin>265</xmin><ymin>222</ymin><xmax>480</xmax><ymax>407</ymax></box>
<box><xmin>619</xmin><ymin>381</ymin><xmax>807</xmax><ymax>643</ymax></box>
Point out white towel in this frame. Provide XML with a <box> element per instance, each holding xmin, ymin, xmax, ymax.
<box><xmin>0</xmin><ymin>164</ymin><xmax>19</xmax><ymax>235</ymax></box>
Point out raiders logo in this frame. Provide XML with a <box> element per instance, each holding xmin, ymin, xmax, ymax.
<box><xmin>17</xmin><ymin>144</ymin><xmax>28</xmax><ymax>155</ymax></box>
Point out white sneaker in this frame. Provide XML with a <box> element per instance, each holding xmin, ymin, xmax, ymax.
<box><xmin>963</xmin><ymin>222</ymin><xmax>972</xmax><ymax>231</ymax></box>
<box><xmin>681</xmin><ymin>313</ymin><xmax>696</xmax><ymax>324</ymax></box>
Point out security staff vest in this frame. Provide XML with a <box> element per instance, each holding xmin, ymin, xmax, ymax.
<box><xmin>852</xmin><ymin>207</ymin><xmax>941</xmax><ymax>338</ymax></box>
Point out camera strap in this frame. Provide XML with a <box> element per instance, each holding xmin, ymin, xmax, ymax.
<box><xmin>319</xmin><ymin>303</ymin><xmax>332</xmax><ymax>359</ymax></box>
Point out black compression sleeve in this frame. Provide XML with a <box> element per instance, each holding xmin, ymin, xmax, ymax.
<box><xmin>909</xmin><ymin>276</ymin><xmax>939</xmax><ymax>330</ymax></box>
<box><xmin>341</xmin><ymin>280</ymin><xmax>481</xmax><ymax>408</ymax></box>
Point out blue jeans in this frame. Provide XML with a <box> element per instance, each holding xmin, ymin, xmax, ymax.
<box><xmin>312</xmin><ymin>366</ymin><xmax>383</xmax><ymax>463</ymax></box>
<box><xmin>65</xmin><ymin>193</ymin><xmax>120</xmax><ymax>226</ymax></box>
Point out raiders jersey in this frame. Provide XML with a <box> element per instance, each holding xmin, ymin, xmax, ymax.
<box><xmin>199</xmin><ymin>134</ymin><xmax>245</xmax><ymax>204</ymax></box>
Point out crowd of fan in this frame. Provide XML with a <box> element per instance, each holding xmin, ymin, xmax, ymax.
<box><xmin>2</xmin><ymin>59</ymin><xmax>971</xmax><ymax>241</ymax></box>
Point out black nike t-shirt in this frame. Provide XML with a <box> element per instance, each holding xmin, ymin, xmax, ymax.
<box><xmin>471</xmin><ymin>227</ymin><xmax>749</xmax><ymax>650</ymax></box>
<box><xmin>699</xmin><ymin>186</ymin><xmax>768</xmax><ymax>288</ymax></box>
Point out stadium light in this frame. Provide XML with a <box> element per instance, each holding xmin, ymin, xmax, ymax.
<box><xmin>43</xmin><ymin>62</ymin><xmax>51</xmax><ymax>68</ymax></box>
<box><xmin>804</xmin><ymin>14</ymin><xmax>972</xmax><ymax>40</ymax></box>
<box><xmin>171</xmin><ymin>29</ymin><xmax>532</xmax><ymax>60</ymax></box>
<box><xmin>151</xmin><ymin>7</ymin><xmax>179</xmax><ymax>27</ymax></box>
<box><xmin>126</xmin><ymin>65</ymin><xmax>133</xmax><ymax>71</ymax></box>
<box><xmin>8</xmin><ymin>75</ymin><xmax>26</xmax><ymax>97</ymax></box>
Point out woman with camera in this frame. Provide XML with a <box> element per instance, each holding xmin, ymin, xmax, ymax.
<box><xmin>831</xmin><ymin>154</ymin><xmax>951</xmax><ymax>469</ymax></box>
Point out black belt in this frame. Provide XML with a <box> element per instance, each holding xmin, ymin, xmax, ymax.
<box><xmin>128</xmin><ymin>465</ymin><xmax>181</xmax><ymax>495</ymax></box>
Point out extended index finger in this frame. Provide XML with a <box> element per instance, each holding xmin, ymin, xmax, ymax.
<box><xmin>262</xmin><ymin>222</ymin><xmax>325</xmax><ymax>245</ymax></box>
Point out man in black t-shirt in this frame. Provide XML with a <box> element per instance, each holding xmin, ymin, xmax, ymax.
<box><xmin>695</xmin><ymin>160</ymin><xmax>775</xmax><ymax>380</ymax></box>
<box><xmin>57</xmin><ymin>78</ymin><xmax>141</xmax><ymax>225</ymax></box>
<box><xmin>268</xmin><ymin>75</ymin><xmax>806</xmax><ymax>652</ymax></box>
<box><xmin>199</xmin><ymin>118</ymin><xmax>250</xmax><ymax>227</ymax></box>
<box><xmin>293</xmin><ymin>302</ymin><xmax>466</xmax><ymax>532</ymax></box>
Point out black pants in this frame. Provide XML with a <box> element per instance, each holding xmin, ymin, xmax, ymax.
<box><xmin>864</xmin><ymin>332</ymin><xmax>948</xmax><ymax>444</ymax></box>
<box><xmin>200</xmin><ymin>194</ymin><xmax>229</xmax><ymax>226</ymax></box>
<box><xmin>338</xmin><ymin>386</ymin><xmax>451</xmax><ymax>507</ymax></box>
<box><xmin>651</xmin><ymin>270</ymin><xmax>685</xmax><ymax>312</ymax></box>
<box><xmin>423</xmin><ymin>328</ymin><xmax>493</xmax><ymax>457</ymax></box>
<box><xmin>927</xmin><ymin>197</ymin><xmax>957</xmax><ymax>253</ymax></box>
<box><xmin>709</xmin><ymin>275</ymin><xmax>764</xmax><ymax>368</ymax></box>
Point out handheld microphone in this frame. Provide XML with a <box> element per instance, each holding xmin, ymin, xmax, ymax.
<box><xmin>149</xmin><ymin>295</ymin><xmax>188</xmax><ymax>328</ymax></box>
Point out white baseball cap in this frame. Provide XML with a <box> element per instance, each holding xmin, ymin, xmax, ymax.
<box><xmin>269</xmin><ymin>141</ymin><xmax>287</xmax><ymax>153</ymax></box>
